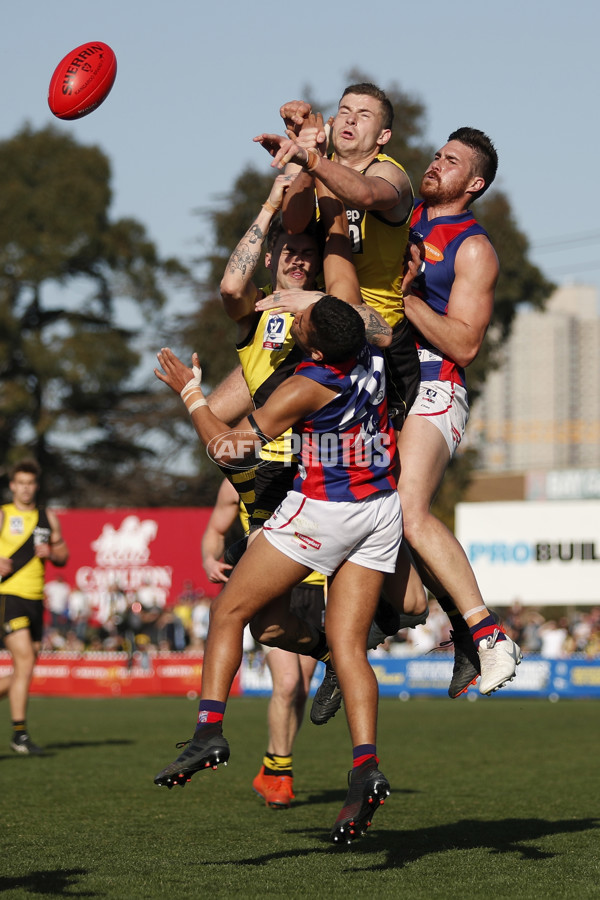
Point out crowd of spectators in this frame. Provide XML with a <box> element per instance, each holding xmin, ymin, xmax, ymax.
<box><xmin>370</xmin><ymin>599</ymin><xmax>600</xmax><ymax>660</ymax></box>
<box><xmin>31</xmin><ymin>577</ymin><xmax>600</xmax><ymax>661</ymax></box>
<box><xmin>39</xmin><ymin>577</ymin><xmax>213</xmax><ymax>656</ymax></box>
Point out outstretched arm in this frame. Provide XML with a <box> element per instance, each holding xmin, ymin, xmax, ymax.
<box><xmin>254</xmin><ymin>129</ymin><xmax>412</xmax><ymax>223</ymax></box>
<box><xmin>154</xmin><ymin>349</ymin><xmax>333</xmax><ymax>466</ymax></box>
<box><xmin>219</xmin><ymin>174</ymin><xmax>296</xmax><ymax>338</ymax></box>
<box><xmin>280</xmin><ymin>106</ymin><xmax>330</xmax><ymax>234</ymax></box>
<box><xmin>316</xmin><ymin>177</ymin><xmax>361</xmax><ymax>305</ymax></box>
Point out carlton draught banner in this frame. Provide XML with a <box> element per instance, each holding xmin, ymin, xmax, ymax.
<box><xmin>56</xmin><ymin>508</ymin><xmax>223</xmax><ymax>611</ymax></box>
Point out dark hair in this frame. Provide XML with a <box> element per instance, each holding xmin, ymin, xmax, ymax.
<box><xmin>9</xmin><ymin>458</ymin><xmax>41</xmax><ymax>480</ymax></box>
<box><xmin>340</xmin><ymin>82</ymin><xmax>393</xmax><ymax>132</ymax></box>
<box><xmin>307</xmin><ymin>295</ymin><xmax>365</xmax><ymax>363</ymax></box>
<box><xmin>448</xmin><ymin>127</ymin><xmax>498</xmax><ymax>199</ymax></box>
<box><xmin>266</xmin><ymin>217</ymin><xmax>285</xmax><ymax>255</ymax></box>
<box><xmin>266</xmin><ymin>217</ymin><xmax>319</xmax><ymax>255</ymax></box>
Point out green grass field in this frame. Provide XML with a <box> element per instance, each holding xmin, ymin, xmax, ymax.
<box><xmin>1</xmin><ymin>696</ymin><xmax>599</xmax><ymax>899</ymax></box>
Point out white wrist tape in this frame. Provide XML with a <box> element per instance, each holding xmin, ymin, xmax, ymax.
<box><xmin>180</xmin><ymin>363</ymin><xmax>203</xmax><ymax>401</ymax></box>
<box><xmin>186</xmin><ymin>397</ymin><xmax>208</xmax><ymax>414</ymax></box>
<box><xmin>180</xmin><ymin>364</ymin><xmax>207</xmax><ymax>414</ymax></box>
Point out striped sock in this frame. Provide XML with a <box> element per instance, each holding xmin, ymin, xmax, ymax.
<box><xmin>353</xmin><ymin>743</ymin><xmax>378</xmax><ymax>768</ymax></box>
<box><xmin>470</xmin><ymin>614</ymin><xmax>505</xmax><ymax>645</ymax></box>
<box><xmin>197</xmin><ymin>699</ymin><xmax>226</xmax><ymax>725</ymax></box>
<box><xmin>263</xmin><ymin>752</ymin><xmax>293</xmax><ymax>776</ymax></box>
<box><xmin>309</xmin><ymin>630</ymin><xmax>330</xmax><ymax>663</ymax></box>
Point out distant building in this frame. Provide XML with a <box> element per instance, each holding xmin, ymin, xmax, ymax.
<box><xmin>467</xmin><ymin>284</ymin><xmax>600</xmax><ymax>472</ymax></box>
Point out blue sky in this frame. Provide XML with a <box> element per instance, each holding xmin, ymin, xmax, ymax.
<box><xmin>3</xmin><ymin>0</ymin><xmax>599</xmax><ymax>310</ymax></box>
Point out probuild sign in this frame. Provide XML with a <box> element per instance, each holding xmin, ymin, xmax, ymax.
<box><xmin>455</xmin><ymin>501</ymin><xmax>600</xmax><ymax>605</ymax></box>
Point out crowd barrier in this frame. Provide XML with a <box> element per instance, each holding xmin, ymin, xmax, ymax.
<box><xmin>2</xmin><ymin>651</ymin><xmax>598</xmax><ymax>700</ymax></box>
<box><xmin>0</xmin><ymin>651</ymin><xmax>240</xmax><ymax>699</ymax></box>
<box><xmin>244</xmin><ymin>654</ymin><xmax>600</xmax><ymax>700</ymax></box>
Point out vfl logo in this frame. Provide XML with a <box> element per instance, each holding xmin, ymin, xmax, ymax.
<box><xmin>91</xmin><ymin>516</ymin><xmax>158</xmax><ymax>566</ymax></box>
<box><xmin>206</xmin><ymin>429</ymin><xmax>276</xmax><ymax>470</ymax></box>
<box><xmin>8</xmin><ymin>516</ymin><xmax>25</xmax><ymax>536</ymax></box>
<box><xmin>424</xmin><ymin>242</ymin><xmax>444</xmax><ymax>263</ymax></box>
<box><xmin>263</xmin><ymin>314</ymin><xmax>286</xmax><ymax>350</ymax></box>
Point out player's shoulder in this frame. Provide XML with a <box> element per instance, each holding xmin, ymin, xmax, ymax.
<box><xmin>372</xmin><ymin>152</ymin><xmax>406</xmax><ymax>171</ymax></box>
<box><xmin>455</xmin><ymin>230</ymin><xmax>499</xmax><ymax>277</ymax></box>
<box><xmin>457</xmin><ymin>229</ymin><xmax>496</xmax><ymax>258</ymax></box>
<box><xmin>365</xmin><ymin>153</ymin><xmax>408</xmax><ymax>179</ymax></box>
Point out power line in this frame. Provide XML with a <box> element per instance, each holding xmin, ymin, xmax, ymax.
<box><xmin>532</xmin><ymin>230</ymin><xmax>600</xmax><ymax>252</ymax></box>
<box><xmin>541</xmin><ymin>259</ymin><xmax>600</xmax><ymax>275</ymax></box>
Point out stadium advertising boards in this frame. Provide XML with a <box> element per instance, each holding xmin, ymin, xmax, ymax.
<box><xmin>455</xmin><ymin>500</ymin><xmax>600</xmax><ymax>605</ymax></box>
<box><xmin>55</xmin><ymin>508</ymin><xmax>223</xmax><ymax>617</ymax></box>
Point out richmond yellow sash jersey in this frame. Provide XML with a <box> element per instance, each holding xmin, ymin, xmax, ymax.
<box><xmin>336</xmin><ymin>152</ymin><xmax>413</xmax><ymax>329</ymax></box>
<box><xmin>237</xmin><ymin>308</ymin><xmax>304</xmax><ymax>462</ymax></box>
<box><xmin>0</xmin><ymin>504</ymin><xmax>50</xmax><ymax>601</ymax></box>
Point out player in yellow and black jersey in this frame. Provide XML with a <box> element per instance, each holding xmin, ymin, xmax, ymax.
<box><xmin>256</xmin><ymin>82</ymin><xmax>421</xmax><ymax>429</ymax></box>
<box><xmin>0</xmin><ymin>459</ymin><xmax>69</xmax><ymax>754</ymax></box>
<box><xmin>216</xmin><ymin>173</ymin><xmax>321</xmax><ymax>532</ymax></box>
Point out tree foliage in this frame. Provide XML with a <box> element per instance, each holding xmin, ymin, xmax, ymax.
<box><xmin>0</xmin><ymin>125</ymin><xmax>192</xmax><ymax>506</ymax></box>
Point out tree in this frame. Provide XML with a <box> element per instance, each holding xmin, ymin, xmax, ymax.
<box><xmin>0</xmin><ymin>124</ymin><xmax>194</xmax><ymax>506</ymax></box>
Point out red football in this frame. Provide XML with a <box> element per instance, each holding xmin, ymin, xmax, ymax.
<box><xmin>48</xmin><ymin>42</ymin><xmax>117</xmax><ymax>120</ymax></box>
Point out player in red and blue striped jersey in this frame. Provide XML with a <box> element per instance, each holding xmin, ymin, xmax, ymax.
<box><xmin>153</xmin><ymin>177</ymin><xmax>399</xmax><ymax>845</ymax></box>
<box><xmin>292</xmin><ymin>338</ymin><xmax>396</xmax><ymax>502</ymax></box>
<box><xmin>399</xmin><ymin>128</ymin><xmax>522</xmax><ymax>696</ymax></box>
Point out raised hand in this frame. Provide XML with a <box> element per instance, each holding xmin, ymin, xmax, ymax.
<box><xmin>280</xmin><ymin>100</ymin><xmax>312</xmax><ymax>136</ymax></box>
<box><xmin>266</xmin><ymin>173</ymin><xmax>298</xmax><ymax>211</ymax></box>
<box><xmin>253</xmin><ymin>133</ymin><xmax>309</xmax><ymax>170</ymax></box>
<box><xmin>154</xmin><ymin>348</ymin><xmax>198</xmax><ymax>395</ymax></box>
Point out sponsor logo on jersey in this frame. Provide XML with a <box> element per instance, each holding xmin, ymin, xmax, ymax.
<box><xmin>294</xmin><ymin>533</ymin><xmax>322</xmax><ymax>551</ymax></box>
<box><xmin>346</xmin><ymin>208</ymin><xmax>365</xmax><ymax>255</ymax></box>
<box><xmin>424</xmin><ymin>242</ymin><xmax>444</xmax><ymax>263</ymax></box>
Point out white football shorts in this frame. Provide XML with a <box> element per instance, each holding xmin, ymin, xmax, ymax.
<box><xmin>407</xmin><ymin>380</ymin><xmax>469</xmax><ymax>456</ymax></box>
<box><xmin>262</xmin><ymin>489</ymin><xmax>402</xmax><ymax>577</ymax></box>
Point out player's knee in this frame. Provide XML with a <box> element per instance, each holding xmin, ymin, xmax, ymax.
<box><xmin>271</xmin><ymin>670</ymin><xmax>301</xmax><ymax>702</ymax></box>
<box><xmin>399</xmin><ymin>503</ymin><xmax>429</xmax><ymax>544</ymax></box>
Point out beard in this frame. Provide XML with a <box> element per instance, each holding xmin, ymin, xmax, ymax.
<box><xmin>419</xmin><ymin>171</ymin><xmax>469</xmax><ymax>205</ymax></box>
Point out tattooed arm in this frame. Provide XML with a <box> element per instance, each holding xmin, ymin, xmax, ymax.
<box><xmin>219</xmin><ymin>174</ymin><xmax>296</xmax><ymax>342</ymax></box>
<box><xmin>354</xmin><ymin>306</ymin><xmax>392</xmax><ymax>348</ymax></box>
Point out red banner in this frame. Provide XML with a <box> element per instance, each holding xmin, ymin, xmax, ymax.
<box><xmin>54</xmin><ymin>507</ymin><xmax>222</xmax><ymax>616</ymax></box>
<box><xmin>0</xmin><ymin>651</ymin><xmax>241</xmax><ymax>698</ymax></box>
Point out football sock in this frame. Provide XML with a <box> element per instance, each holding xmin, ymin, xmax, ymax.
<box><xmin>197</xmin><ymin>700</ymin><xmax>226</xmax><ymax>725</ymax></box>
<box><xmin>12</xmin><ymin>719</ymin><xmax>27</xmax><ymax>736</ymax></box>
<box><xmin>308</xmin><ymin>629</ymin><xmax>330</xmax><ymax>663</ymax></box>
<box><xmin>470</xmin><ymin>614</ymin><xmax>506</xmax><ymax>644</ymax></box>
<box><xmin>218</xmin><ymin>464</ymin><xmax>257</xmax><ymax>520</ymax></box>
<box><xmin>353</xmin><ymin>744</ymin><xmax>378</xmax><ymax>768</ymax></box>
<box><xmin>263</xmin><ymin>752</ymin><xmax>293</xmax><ymax>777</ymax></box>
<box><xmin>436</xmin><ymin>594</ymin><xmax>470</xmax><ymax>635</ymax></box>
